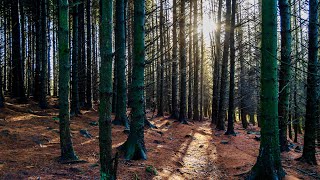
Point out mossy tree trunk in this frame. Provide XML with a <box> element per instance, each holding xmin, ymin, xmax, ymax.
<box><xmin>278</xmin><ymin>0</ymin><xmax>292</xmax><ymax>152</ymax></box>
<box><xmin>120</xmin><ymin>0</ymin><xmax>147</xmax><ymax>160</ymax></box>
<box><xmin>58</xmin><ymin>0</ymin><xmax>78</xmax><ymax>161</ymax></box>
<box><xmin>113</xmin><ymin>0</ymin><xmax>129</xmax><ymax>130</ymax></box>
<box><xmin>247</xmin><ymin>0</ymin><xmax>285</xmax><ymax>178</ymax></box>
<box><xmin>300</xmin><ymin>0</ymin><xmax>318</xmax><ymax>165</ymax></box>
<box><xmin>99</xmin><ymin>0</ymin><xmax>115</xmax><ymax>178</ymax></box>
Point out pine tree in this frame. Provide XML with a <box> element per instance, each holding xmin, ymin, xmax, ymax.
<box><xmin>39</xmin><ymin>0</ymin><xmax>48</xmax><ymax>109</ymax></box>
<box><xmin>211</xmin><ymin>0</ymin><xmax>222</xmax><ymax>125</ymax></box>
<box><xmin>99</xmin><ymin>0</ymin><xmax>116</xmax><ymax>178</ymax></box>
<box><xmin>113</xmin><ymin>0</ymin><xmax>129</xmax><ymax>130</ymax></box>
<box><xmin>299</xmin><ymin>0</ymin><xmax>318</xmax><ymax>165</ymax></box>
<box><xmin>248</xmin><ymin>0</ymin><xmax>285</xmax><ymax>178</ymax></box>
<box><xmin>278</xmin><ymin>0</ymin><xmax>292</xmax><ymax>152</ymax></box>
<box><xmin>169</xmin><ymin>0</ymin><xmax>179</xmax><ymax>120</ymax></box>
<box><xmin>58</xmin><ymin>0</ymin><xmax>78</xmax><ymax>161</ymax></box>
<box><xmin>11</xmin><ymin>0</ymin><xmax>26</xmax><ymax>101</ymax></box>
<box><xmin>179</xmin><ymin>0</ymin><xmax>188</xmax><ymax>124</ymax></box>
<box><xmin>86</xmin><ymin>0</ymin><xmax>93</xmax><ymax>109</ymax></box>
<box><xmin>217</xmin><ymin>0</ymin><xmax>232</xmax><ymax>130</ymax></box>
<box><xmin>119</xmin><ymin>0</ymin><xmax>147</xmax><ymax>160</ymax></box>
<box><xmin>71</xmin><ymin>2</ymin><xmax>80</xmax><ymax>115</ymax></box>
<box><xmin>225</xmin><ymin>0</ymin><xmax>236</xmax><ymax>135</ymax></box>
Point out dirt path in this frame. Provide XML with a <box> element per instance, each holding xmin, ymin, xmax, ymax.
<box><xmin>156</xmin><ymin>121</ymin><xmax>220</xmax><ymax>179</ymax></box>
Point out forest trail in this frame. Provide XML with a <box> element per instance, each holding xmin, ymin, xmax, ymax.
<box><xmin>0</xmin><ymin>99</ymin><xmax>319</xmax><ymax>179</ymax></box>
<box><xmin>154</xmin><ymin>121</ymin><xmax>220</xmax><ymax>179</ymax></box>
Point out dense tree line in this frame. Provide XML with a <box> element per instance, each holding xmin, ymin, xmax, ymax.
<box><xmin>0</xmin><ymin>0</ymin><xmax>319</xmax><ymax>178</ymax></box>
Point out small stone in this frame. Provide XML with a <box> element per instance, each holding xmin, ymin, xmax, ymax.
<box><xmin>89</xmin><ymin>121</ymin><xmax>98</xmax><ymax>126</ymax></box>
<box><xmin>220</xmin><ymin>140</ymin><xmax>229</xmax><ymax>144</ymax></box>
<box><xmin>80</xmin><ymin>129</ymin><xmax>92</xmax><ymax>138</ymax></box>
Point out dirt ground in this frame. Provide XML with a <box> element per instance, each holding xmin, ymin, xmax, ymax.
<box><xmin>0</xmin><ymin>98</ymin><xmax>319</xmax><ymax>179</ymax></box>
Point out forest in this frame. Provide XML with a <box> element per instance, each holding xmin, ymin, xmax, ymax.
<box><xmin>0</xmin><ymin>0</ymin><xmax>319</xmax><ymax>179</ymax></box>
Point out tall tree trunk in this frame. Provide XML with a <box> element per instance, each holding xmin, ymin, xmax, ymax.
<box><xmin>1</xmin><ymin>1</ymin><xmax>5</xmax><ymax>108</ymax></box>
<box><xmin>86</xmin><ymin>0</ymin><xmax>93</xmax><ymax>109</ymax></box>
<box><xmin>11</xmin><ymin>0</ymin><xmax>26</xmax><ymax>101</ymax></box>
<box><xmin>211</xmin><ymin>0</ymin><xmax>222</xmax><ymax>124</ymax></box>
<box><xmin>120</xmin><ymin>0</ymin><xmax>147</xmax><ymax>160</ymax></box>
<box><xmin>58</xmin><ymin>0</ymin><xmax>78</xmax><ymax>161</ymax></box>
<box><xmin>99</xmin><ymin>0</ymin><xmax>115</xmax><ymax>178</ymax></box>
<box><xmin>217</xmin><ymin>0</ymin><xmax>232</xmax><ymax>130</ymax></box>
<box><xmin>113</xmin><ymin>0</ymin><xmax>129</xmax><ymax>130</ymax></box>
<box><xmin>247</xmin><ymin>0</ymin><xmax>285</xmax><ymax>178</ymax></box>
<box><xmin>225</xmin><ymin>0</ymin><xmax>236</xmax><ymax>135</ymax></box>
<box><xmin>78</xmin><ymin>3</ymin><xmax>86</xmax><ymax>107</ymax></box>
<box><xmin>157</xmin><ymin>0</ymin><xmax>164</xmax><ymax>117</ymax></box>
<box><xmin>39</xmin><ymin>0</ymin><xmax>48</xmax><ymax>109</ymax></box>
<box><xmin>199</xmin><ymin>0</ymin><xmax>204</xmax><ymax>121</ymax></box>
<box><xmin>187</xmin><ymin>0</ymin><xmax>193</xmax><ymax>119</ymax></box>
<box><xmin>299</xmin><ymin>0</ymin><xmax>318</xmax><ymax>165</ymax></box>
<box><xmin>278</xmin><ymin>0</ymin><xmax>292</xmax><ymax>152</ymax></box>
<box><xmin>192</xmin><ymin>0</ymin><xmax>199</xmax><ymax>121</ymax></box>
<box><xmin>170</xmin><ymin>0</ymin><xmax>179</xmax><ymax>120</ymax></box>
<box><xmin>179</xmin><ymin>0</ymin><xmax>188</xmax><ymax>124</ymax></box>
<box><xmin>71</xmin><ymin>3</ymin><xmax>80</xmax><ymax>115</ymax></box>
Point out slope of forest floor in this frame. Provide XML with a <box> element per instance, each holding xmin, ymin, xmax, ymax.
<box><xmin>0</xmin><ymin>98</ymin><xmax>319</xmax><ymax>179</ymax></box>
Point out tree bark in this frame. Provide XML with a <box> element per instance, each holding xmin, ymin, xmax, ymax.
<box><xmin>248</xmin><ymin>0</ymin><xmax>285</xmax><ymax>178</ymax></box>
<box><xmin>278</xmin><ymin>0</ymin><xmax>292</xmax><ymax>152</ymax></box>
<box><xmin>120</xmin><ymin>0</ymin><xmax>147</xmax><ymax>161</ymax></box>
<box><xmin>178</xmin><ymin>0</ymin><xmax>188</xmax><ymax>124</ymax></box>
<box><xmin>113</xmin><ymin>0</ymin><xmax>129</xmax><ymax>130</ymax></box>
<box><xmin>58</xmin><ymin>0</ymin><xmax>78</xmax><ymax>161</ymax></box>
<box><xmin>99</xmin><ymin>0</ymin><xmax>115</xmax><ymax>178</ymax></box>
<box><xmin>225</xmin><ymin>0</ymin><xmax>236</xmax><ymax>135</ymax></box>
<box><xmin>217</xmin><ymin>0</ymin><xmax>232</xmax><ymax>130</ymax></box>
<box><xmin>300</xmin><ymin>0</ymin><xmax>318</xmax><ymax>165</ymax></box>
